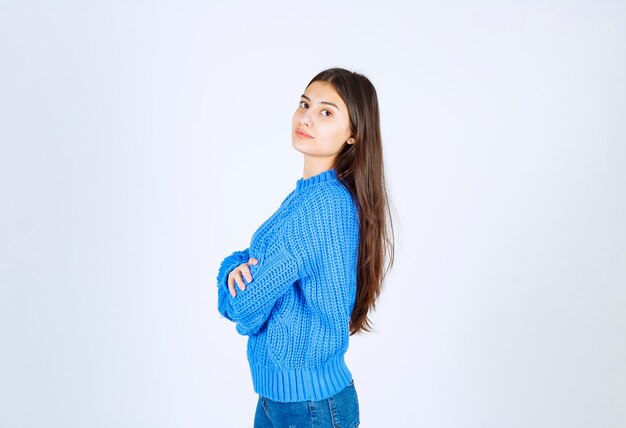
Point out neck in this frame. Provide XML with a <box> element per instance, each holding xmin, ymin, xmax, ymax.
<box><xmin>303</xmin><ymin>155</ymin><xmax>335</xmax><ymax>179</ymax></box>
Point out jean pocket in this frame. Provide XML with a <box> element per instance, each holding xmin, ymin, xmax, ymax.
<box><xmin>328</xmin><ymin>383</ymin><xmax>359</xmax><ymax>428</ymax></box>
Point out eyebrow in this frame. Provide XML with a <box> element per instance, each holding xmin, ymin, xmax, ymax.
<box><xmin>300</xmin><ymin>94</ymin><xmax>340</xmax><ymax>111</ymax></box>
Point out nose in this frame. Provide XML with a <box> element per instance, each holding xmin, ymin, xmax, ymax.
<box><xmin>299</xmin><ymin>109</ymin><xmax>312</xmax><ymax>127</ymax></box>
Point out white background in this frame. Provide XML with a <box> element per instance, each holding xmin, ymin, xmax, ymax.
<box><xmin>1</xmin><ymin>1</ymin><xmax>625</xmax><ymax>427</ymax></box>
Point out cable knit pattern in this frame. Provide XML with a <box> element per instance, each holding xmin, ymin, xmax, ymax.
<box><xmin>216</xmin><ymin>168</ymin><xmax>359</xmax><ymax>402</ymax></box>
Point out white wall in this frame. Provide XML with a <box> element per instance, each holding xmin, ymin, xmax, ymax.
<box><xmin>1</xmin><ymin>1</ymin><xmax>624</xmax><ymax>427</ymax></box>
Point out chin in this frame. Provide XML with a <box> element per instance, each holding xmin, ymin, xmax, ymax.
<box><xmin>291</xmin><ymin>142</ymin><xmax>310</xmax><ymax>155</ymax></box>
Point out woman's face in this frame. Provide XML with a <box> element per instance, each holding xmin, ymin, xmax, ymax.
<box><xmin>292</xmin><ymin>81</ymin><xmax>354</xmax><ymax>161</ymax></box>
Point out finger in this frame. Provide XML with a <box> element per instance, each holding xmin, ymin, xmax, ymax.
<box><xmin>227</xmin><ymin>273</ymin><xmax>237</xmax><ymax>297</ymax></box>
<box><xmin>248</xmin><ymin>258</ymin><xmax>258</xmax><ymax>265</ymax></box>
<box><xmin>234</xmin><ymin>271</ymin><xmax>246</xmax><ymax>291</ymax></box>
<box><xmin>240</xmin><ymin>264</ymin><xmax>253</xmax><ymax>283</ymax></box>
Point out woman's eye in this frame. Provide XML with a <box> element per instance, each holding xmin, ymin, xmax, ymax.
<box><xmin>299</xmin><ymin>101</ymin><xmax>308</xmax><ymax>108</ymax></box>
<box><xmin>321</xmin><ymin>110</ymin><xmax>332</xmax><ymax>117</ymax></box>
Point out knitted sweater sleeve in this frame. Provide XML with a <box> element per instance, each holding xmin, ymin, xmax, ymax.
<box><xmin>216</xmin><ymin>185</ymin><xmax>357</xmax><ymax>336</ymax></box>
<box><xmin>216</xmin><ymin>229</ymin><xmax>300</xmax><ymax>336</ymax></box>
<box><xmin>216</xmin><ymin>248</ymin><xmax>251</xmax><ymax>321</ymax></box>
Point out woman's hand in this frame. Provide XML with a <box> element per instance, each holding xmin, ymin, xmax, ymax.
<box><xmin>227</xmin><ymin>258</ymin><xmax>258</xmax><ymax>297</ymax></box>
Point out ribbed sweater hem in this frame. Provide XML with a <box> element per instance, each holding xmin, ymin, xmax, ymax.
<box><xmin>250</xmin><ymin>354</ymin><xmax>353</xmax><ymax>402</ymax></box>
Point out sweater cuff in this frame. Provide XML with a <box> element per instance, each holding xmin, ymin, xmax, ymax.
<box><xmin>216</xmin><ymin>248</ymin><xmax>250</xmax><ymax>318</ymax></box>
<box><xmin>217</xmin><ymin>249</ymin><xmax>250</xmax><ymax>287</ymax></box>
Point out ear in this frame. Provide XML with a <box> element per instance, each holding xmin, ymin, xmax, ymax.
<box><xmin>347</xmin><ymin>137</ymin><xmax>356</xmax><ymax>145</ymax></box>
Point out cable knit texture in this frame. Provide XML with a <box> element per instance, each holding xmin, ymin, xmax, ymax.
<box><xmin>216</xmin><ymin>168</ymin><xmax>359</xmax><ymax>402</ymax></box>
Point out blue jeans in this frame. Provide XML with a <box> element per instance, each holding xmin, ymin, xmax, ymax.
<box><xmin>254</xmin><ymin>379</ymin><xmax>360</xmax><ymax>428</ymax></box>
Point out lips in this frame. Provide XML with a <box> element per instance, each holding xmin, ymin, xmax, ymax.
<box><xmin>295</xmin><ymin>129</ymin><xmax>313</xmax><ymax>139</ymax></box>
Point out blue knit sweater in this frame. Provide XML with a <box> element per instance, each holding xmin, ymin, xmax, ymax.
<box><xmin>216</xmin><ymin>168</ymin><xmax>359</xmax><ymax>402</ymax></box>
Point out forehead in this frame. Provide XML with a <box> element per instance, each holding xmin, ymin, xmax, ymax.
<box><xmin>303</xmin><ymin>81</ymin><xmax>345</xmax><ymax>107</ymax></box>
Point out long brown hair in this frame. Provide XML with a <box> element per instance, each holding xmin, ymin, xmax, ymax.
<box><xmin>306</xmin><ymin>68</ymin><xmax>395</xmax><ymax>335</ymax></box>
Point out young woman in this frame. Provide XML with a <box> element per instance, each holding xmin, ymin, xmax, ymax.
<box><xmin>216</xmin><ymin>67</ymin><xmax>394</xmax><ymax>427</ymax></box>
